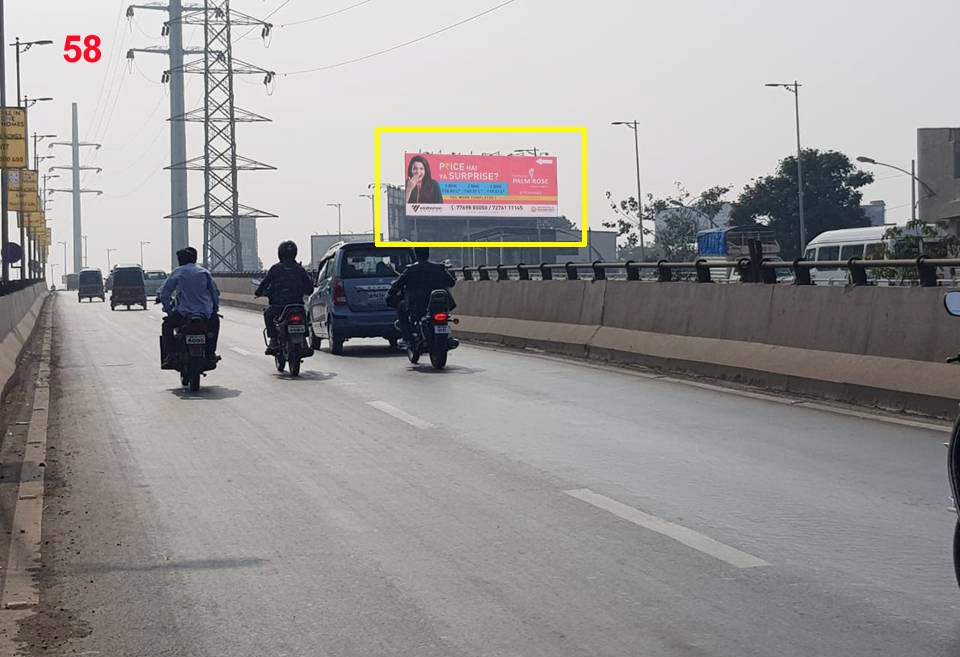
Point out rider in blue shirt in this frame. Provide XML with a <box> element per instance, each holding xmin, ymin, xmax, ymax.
<box><xmin>159</xmin><ymin>247</ymin><xmax>221</xmax><ymax>368</ymax></box>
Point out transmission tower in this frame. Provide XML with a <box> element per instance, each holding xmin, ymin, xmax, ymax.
<box><xmin>172</xmin><ymin>0</ymin><xmax>276</xmax><ymax>272</ymax></box>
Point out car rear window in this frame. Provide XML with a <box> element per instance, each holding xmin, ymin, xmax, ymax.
<box><xmin>145</xmin><ymin>272</ymin><xmax>167</xmax><ymax>281</ymax></box>
<box><xmin>79</xmin><ymin>271</ymin><xmax>101</xmax><ymax>284</ymax></box>
<box><xmin>339</xmin><ymin>248</ymin><xmax>414</xmax><ymax>279</ymax></box>
<box><xmin>113</xmin><ymin>269</ymin><xmax>144</xmax><ymax>286</ymax></box>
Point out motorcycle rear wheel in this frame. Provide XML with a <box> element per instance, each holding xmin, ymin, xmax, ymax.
<box><xmin>288</xmin><ymin>345</ymin><xmax>301</xmax><ymax>377</ymax></box>
<box><xmin>429</xmin><ymin>344</ymin><xmax>448</xmax><ymax>370</ymax></box>
<box><xmin>189</xmin><ymin>372</ymin><xmax>201</xmax><ymax>393</ymax></box>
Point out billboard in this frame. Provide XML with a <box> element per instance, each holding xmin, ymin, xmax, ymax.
<box><xmin>404</xmin><ymin>152</ymin><xmax>558</xmax><ymax>218</ymax></box>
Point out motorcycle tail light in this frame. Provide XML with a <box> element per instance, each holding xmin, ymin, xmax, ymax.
<box><xmin>289</xmin><ymin>314</ymin><xmax>303</xmax><ymax>323</ymax></box>
<box><xmin>333</xmin><ymin>279</ymin><xmax>347</xmax><ymax>305</ymax></box>
<box><xmin>433</xmin><ymin>312</ymin><xmax>448</xmax><ymax>322</ymax></box>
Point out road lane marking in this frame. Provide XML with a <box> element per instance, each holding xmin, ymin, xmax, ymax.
<box><xmin>564</xmin><ymin>488</ymin><xmax>769</xmax><ymax>569</ymax></box>
<box><xmin>2</xmin><ymin>311</ymin><xmax>53</xmax><ymax>610</ymax></box>
<box><xmin>367</xmin><ymin>401</ymin><xmax>434</xmax><ymax>429</ymax></box>
<box><xmin>230</xmin><ymin>346</ymin><xmax>253</xmax><ymax>357</ymax></box>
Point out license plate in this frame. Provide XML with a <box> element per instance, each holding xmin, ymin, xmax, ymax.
<box><xmin>287</xmin><ymin>325</ymin><xmax>306</xmax><ymax>333</ymax></box>
<box><xmin>366</xmin><ymin>291</ymin><xmax>388</xmax><ymax>304</ymax></box>
<box><xmin>434</xmin><ymin>325</ymin><xmax>451</xmax><ymax>334</ymax></box>
<box><xmin>185</xmin><ymin>335</ymin><xmax>206</xmax><ymax>344</ymax></box>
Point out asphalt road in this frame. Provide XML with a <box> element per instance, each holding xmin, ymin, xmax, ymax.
<box><xmin>15</xmin><ymin>293</ymin><xmax>960</xmax><ymax>656</ymax></box>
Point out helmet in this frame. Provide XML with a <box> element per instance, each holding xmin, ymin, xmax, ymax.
<box><xmin>176</xmin><ymin>246</ymin><xmax>198</xmax><ymax>266</ymax></box>
<box><xmin>414</xmin><ymin>247</ymin><xmax>430</xmax><ymax>261</ymax></box>
<box><xmin>278</xmin><ymin>240</ymin><xmax>298</xmax><ymax>261</ymax></box>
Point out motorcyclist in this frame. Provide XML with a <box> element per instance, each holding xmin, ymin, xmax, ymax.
<box><xmin>255</xmin><ymin>240</ymin><xmax>314</xmax><ymax>355</ymax></box>
<box><xmin>387</xmin><ymin>247</ymin><xmax>456</xmax><ymax>348</ymax></box>
<box><xmin>158</xmin><ymin>246</ymin><xmax>221</xmax><ymax>368</ymax></box>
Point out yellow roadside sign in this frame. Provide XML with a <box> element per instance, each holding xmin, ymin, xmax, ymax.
<box><xmin>9</xmin><ymin>189</ymin><xmax>38</xmax><ymax>212</ymax></box>
<box><xmin>7</xmin><ymin>169</ymin><xmax>38</xmax><ymax>192</ymax></box>
<box><xmin>0</xmin><ymin>107</ymin><xmax>27</xmax><ymax>168</ymax></box>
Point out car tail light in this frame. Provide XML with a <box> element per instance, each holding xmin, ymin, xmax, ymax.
<box><xmin>432</xmin><ymin>312</ymin><xmax>448</xmax><ymax>322</ymax></box>
<box><xmin>333</xmin><ymin>279</ymin><xmax>347</xmax><ymax>305</ymax></box>
<box><xmin>289</xmin><ymin>314</ymin><xmax>303</xmax><ymax>323</ymax></box>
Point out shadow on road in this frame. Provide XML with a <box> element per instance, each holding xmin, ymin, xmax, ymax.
<box><xmin>69</xmin><ymin>557</ymin><xmax>267</xmax><ymax>574</ymax></box>
<box><xmin>407</xmin><ymin>364</ymin><xmax>484</xmax><ymax>375</ymax></box>
<box><xmin>323</xmin><ymin>344</ymin><xmax>405</xmax><ymax>360</ymax></box>
<box><xmin>272</xmin><ymin>370</ymin><xmax>338</xmax><ymax>382</ymax></box>
<box><xmin>167</xmin><ymin>385</ymin><xmax>243</xmax><ymax>400</ymax></box>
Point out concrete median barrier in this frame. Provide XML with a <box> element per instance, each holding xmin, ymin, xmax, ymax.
<box><xmin>0</xmin><ymin>283</ymin><xmax>48</xmax><ymax>401</ymax></box>
<box><xmin>453</xmin><ymin>280</ymin><xmax>960</xmax><ymax>418</ymax></box>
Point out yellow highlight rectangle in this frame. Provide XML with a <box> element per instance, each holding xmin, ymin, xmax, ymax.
<box><xmin>374</xmin><ymin>126</ymin><xmax>587</xmax><ymax>248</ymax></box>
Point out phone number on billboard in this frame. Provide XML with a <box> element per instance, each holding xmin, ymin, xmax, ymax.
<box><xmin>452</xmin><ymin>205</ymin><xmax>526</xmax><ymax>211</ymax></box>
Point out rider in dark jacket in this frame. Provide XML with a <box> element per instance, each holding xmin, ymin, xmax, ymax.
<box><xmin>387</xmin><ymin>247</ymin><xmax>456</xmax><ymax>347</ymax></box>
<box><xmin>255</xmin><ymin>241</ymin><xmax>315</xmax><ymax>354</ymax></box>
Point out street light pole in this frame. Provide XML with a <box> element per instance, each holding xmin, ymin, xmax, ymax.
<box><xmin>0</xmin><ymin>2</ymin><xmax>7</xmax><ymax>283</ymax></box>
<box><xmin>359</xmin><ymin>194</ymin><xmax>374</xmax><ymax>236</ymax></box>
<box><xmin>327</xmin><ymin>203</ymin><xmax>342</xmax><ymax>240</ymax></box>
<box><xmin>107</xmin><ymin>248</ymin><xmax>117</xmax><ymax>271</ymax></box>
<box><xmin>82</xmin><ymin>234</ymin><xmax>87</xmax><ymax>267</ymax></box>
<box><xmin>856</xmin><ymin>156</ymin><xmax>935</xmax><ymax>222</ymax></box>
<box><xmin>766</xmin><ymin>82</ymin><xmax>806</xmax><ymax>253</ymax></box>
<box><xmin>140</xmin><ymin>240</ymin><xmax>150</xmax><ymax>268</ymax></box>
<box><xmin>612</xmin><ymin>121</ymin><xmax>645</xmax><ymax>261</ymax></box>
<box><xmin>57</xmin><ymin>240</ymin><xmax>66</xmax><ymax>280</ymax></box>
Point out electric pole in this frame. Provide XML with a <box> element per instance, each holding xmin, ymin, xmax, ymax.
<box><xmin>48</xmin><ymin>103</ymin><xmax>103</xmax><ymax>275</ymax></box>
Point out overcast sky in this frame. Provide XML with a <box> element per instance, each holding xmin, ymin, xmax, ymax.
<box><xmin>10</xmin><ymin>0</ymin><xmax>960</xmax><ymax>272</ymax></box>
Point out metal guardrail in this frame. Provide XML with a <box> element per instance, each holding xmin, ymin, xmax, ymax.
<box><xmin>0</xmin><ymin>279</ymin><xmax>44</xmax><ymax>297</ymax></box>
<box><xmin>210</xmin><ymin>257</ymin><xmax>960</xmax><ymax>288</ymax></box>
<box><xmin>454</xmin><ymin>257</ymin><xmax>960</xmax><ymax>287</ymax></box>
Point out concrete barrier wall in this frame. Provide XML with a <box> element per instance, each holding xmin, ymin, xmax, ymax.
<box><xmin>0</xmin><ymin>283</ymin><xmax>48</xmax><ymax>399</ymax></box>
<box><xmin>452</xmin><ymin>281</ymin><xmax>960</xmax><ymax>417</ymax></box>
<box><xmin>212</xmin><ymin>277</ymin><xmax>267</xmax><ymax>311</ymax></box>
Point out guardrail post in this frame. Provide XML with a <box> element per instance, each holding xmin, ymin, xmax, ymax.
<box><xmin>657</xmin><ymin>260</ymin><xmax>672</xmax><ymax>282</ymax></box>
<box><xmin>461</xmin><ymin>267</ymin><xmax>473</xmax><ymax>282</ymax></box>
<box><xmin>592</xmin><ymin>260</ymin><xmax>606</xmax><ymax>280</ymax></box>
<box><xmin>695</xmin><ymin>259</ymin><xmax>712</xmax><ymax>283</ymax></box>
<box><xmin>496</xmin><ymin>264</ymin><xmax>509</xmax><ymax>281</ymax></box>
<box><xmin>517</xmin><ymin>263</ymin><xmax>530</xmax><ymax>280</ymax></box>
<box><xmin>917</xmin><ymin>256</ymin><xmax>937</xmax><ymax>287</ymax></box>
<box><xmin>540</xmin><ymin>263</ymin><xmax>553</xmax><ymax>280</ymax></box>
<box><xmin>625</xmin><ymin>261</ymin><xmax>640</xmax><ymax>281</ymax></box>
<box><xmin>565</xmin><ymin>262</ymin><xmax>579</xmax><ymax>280</ymax></box>
<box><xmin>736</xmin><ymin>257</ymin><xmax>753</xmax><ymax>283</ymax></box>
<box><xmin>792</xmin><ymin>259</ymin><xmax>811</xmax><ymax>285</ymax></box>
<box><xmin>760</xmin><ymin>259</ymin><xmax>778</xmax><ymax>284</ymax></box>
<box><xmin>478</xmin><ymin>266</ymin><xmax>491</xmax><ymax>281</ymax></box>
<box><xmin>848</xmin><ymin>258</ymin><xmax>868</xmax><ymax>286</ymax></box>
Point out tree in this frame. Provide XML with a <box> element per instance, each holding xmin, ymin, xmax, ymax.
<box><xmin>604</xmin><ymin>183</ymin><xmax>731</xmax><ymax>261</ymax></box>
<box><xmin>731</xmin><ymin>149</ymin><xmax>874</xmax><ymax>259</ymax></box>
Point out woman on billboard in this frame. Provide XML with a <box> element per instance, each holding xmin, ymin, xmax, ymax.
<box><xmin>405</xmin><ymin>155</ymin><xmax>444</xmax><ymax>204</ymax></box>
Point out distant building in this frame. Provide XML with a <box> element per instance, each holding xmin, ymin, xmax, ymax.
<box><xmin>861</xmin><ymin>200</ymin><xmax>886</xmax><ymax>226</ymax></box>
<box><xmin>206</xmin><ymin>218</ymin><xmax>260</xmax><ymax>272</ymax></box>
<box><xmin>918</xmin><ymin>128</ymin><xmax>960</xmax><ymax>232</ymax></box>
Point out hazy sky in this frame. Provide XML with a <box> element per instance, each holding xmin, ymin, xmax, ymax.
<box><xmin>10</xmin><ymin>0</ymin><xmax>960</xmax><ymax>272</ymax></box>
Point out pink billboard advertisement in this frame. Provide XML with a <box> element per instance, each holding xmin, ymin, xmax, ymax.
<box><xmin>404</xmin><ymin>152</ymin><xmax>558</xmax><ymax>218</ymax></box>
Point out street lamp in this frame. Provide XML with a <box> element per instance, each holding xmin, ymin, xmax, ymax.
<box><xmin>359</xmin><ymin>193</ymin><xmax>375</xmax><ymax>236</ymax></box>
<box><xmin>612</xmin><ymin>120</ymin><xmax>646</xmax><ymax>261</ymax></box>
<box><xmin>327</xmin><ymin>203</ymin><xmax>343</xmax><ymax>240</ymax></box>
<box><xmin>57</xmin><ymin>240</ymin><xmax>67</xmax><ymax>275</ymax></box>
<box><xmin>106</xmin><ymin>248</ymin><xmax>118</xmax><ymax>271</ymax></box>
<box><xmin>21</xmin><ymin>95</ymin><xmax>52</xmax><ymax>108</ymax></box>
<box><xmin>11</xmin><ymin>38</ymin><xmax>53</xmax><ymax>107</ymax></box>
<box><xmin>765</xmin><ymin>81</ymin><xmax>806</xmax><ymax>253</ymax></box>
<box><xmin>140</xmin><ymin>240</ymin><xmax>151</xmax><ymax>267</ymax></box>
<box><xmin>82</xmin><ymin>235</ymin><xmax>87</xmax><ymax>268</ymax></box>
<box><xmin>856</xmin><ymin>156</ymin><xmax>936</xmax><ymax>221</ymax></box>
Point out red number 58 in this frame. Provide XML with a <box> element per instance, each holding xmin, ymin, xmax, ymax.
<box><xmin>64</xmin><ymin>35</ymin><xmax>101</xmax><ymax>63</ymax></box>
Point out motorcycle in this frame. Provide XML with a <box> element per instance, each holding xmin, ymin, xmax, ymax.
<box><xmin>945</xmin><ymin>290</ymin><xmax>960</xmax><ymax>586</ymax></box>
<box><xmin>263</xmin><ymin>303</ymin><xmax>314</xmax><ymax>377</ymax></box>
<box><xmin>160</xmin><ymin>305</ymin><xmax>220</xmax><ymax>393</ymax></box>
<box><xmin>403</xmin><ymin>289</ymin><xmax>459</xmax><ymax>370</ymax></box>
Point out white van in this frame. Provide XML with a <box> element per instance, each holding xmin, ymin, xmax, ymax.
<box><xmin>802</xmin><ymin>226</ymin><xmax>892</xmax><ymax>285</ymax></box>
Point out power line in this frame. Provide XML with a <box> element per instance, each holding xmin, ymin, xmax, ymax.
<box><xmin>283</xmin><ymin>0</ymin><xmax>519</xmax><ymax>76</ymax></box>
<box><xmin>233</xmin><ymin>0</ymin><xmax>291</xmax><ymax>42</ymax></box>
<box><xmin>280</xmin><ymin>0</ymin><xmax>375</xmax><ymax>27</ymax></box>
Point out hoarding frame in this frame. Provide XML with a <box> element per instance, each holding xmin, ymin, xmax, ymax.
<box><xmin>374</xmin><ymin>126</ymin><xmax>588</xmax><ymax>248</ymax></box>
